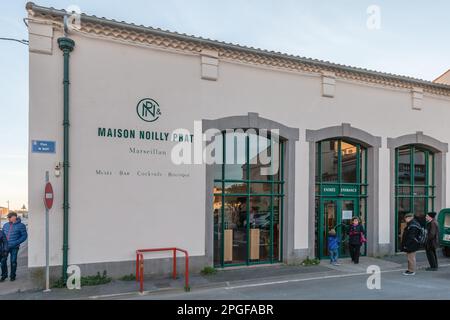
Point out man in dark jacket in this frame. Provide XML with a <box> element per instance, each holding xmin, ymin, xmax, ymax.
<box><xmin>401</xmin><ymin>213</ymin><xmax>421</xmax><ymax>276</ymax></box>
<box><xmin>0</xmin><ymin>230</ymin><xmax>7</xmax><ymax>263</ymax></box>
<box><xmin>1</xmin><ymin>212</ymin><xmax>28</xmax><ymax>282</ymax></box>
<box><xmin>425</xmin><ymin>212</ymin><xmax>439</xmax><ymax>271</ymax></box>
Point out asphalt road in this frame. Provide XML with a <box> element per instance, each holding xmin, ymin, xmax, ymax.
<box><xmin>129</xmin><ymin>265</ymin><xmax>450</xmax><ymax>300</ymax></box>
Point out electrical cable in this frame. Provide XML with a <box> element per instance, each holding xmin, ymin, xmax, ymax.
<box><xmin>0</xmin><ymin>37</ymin><xmax>29</xmax><ymax>45</ymax></box>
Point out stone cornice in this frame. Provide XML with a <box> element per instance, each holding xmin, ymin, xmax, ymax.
<box><xmin>27</xmin><ymin>7</ymin><xmax>450</xmax><ymax>98</ymax></box>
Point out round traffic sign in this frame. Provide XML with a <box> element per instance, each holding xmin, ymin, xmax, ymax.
<box><xmin>44</xmin><ymin>182</ymin><xmax>54</xmax><ymax>210</ymax></box>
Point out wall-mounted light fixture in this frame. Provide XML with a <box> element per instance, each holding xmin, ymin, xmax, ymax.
<box><xmin>55</xmin><ymin>162</ymin><xmax>61</xmax><ymax>177</ymax></box>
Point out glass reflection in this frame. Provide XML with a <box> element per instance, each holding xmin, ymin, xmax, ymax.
<box><xmin>213</xmin><ymin>193</ymin><xmax>222</xmax><ymax>266</ymax></box>
<box><xmin>223</xmin><ymin>196</ymin><xmax>248</xmax><ymax>264</ymax></box>
<box><xmin>250</xmin><ymin>183</ymin><xmax>272</xmax><ymax>194</ymax></box>
<box><xmin>341</xmin><ymin>141</ymin><xmax>357</xmax><ymax>183</ymax></box>
<box><xmin>340</xmin><ymin>200</ymin><xmax>355</xmax><ymax>257</ymax></box>
<box><xmin>224</xmin><ymin>131</ymin><xmax>247</xmax><ymax>180</ymax></box>
<box><xmin>321</xmin><ymin>140</ymin><xmax>339</xmax><ymax>182</ymax></box>
<box><xmin>224</xmin><ymin>182</ymin><xmax>247</xmax><ymax>194</ymax></box>
<box><xmin>273</xmin><ymin>197</ymin><xmax>281</xmax><ymax>261</ymax></box>
<box><xmin>323</xmin><ymin>200</ymin><xmax>337</xmax><ymax>257</ymax></box>
<box><xmin>247</xmin><ymin>133</ymin><xmax>280</xmax><ymax>181</ymax></box>
<box><xmin>398</xmin><ymin>147</ymin><xmax>411</xmax><ymax>185</ymax></box>
<box><xmin>249</xmin><ymin>196</ymin><xmax>271</xmax><ymax>262</ymax></box>
<box><xmin>414</xmin><ymin>149</ymin><xmax>426</xmax><ymax>185</ymax></box>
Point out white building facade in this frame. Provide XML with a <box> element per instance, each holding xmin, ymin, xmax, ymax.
<box><xmin>26</xmin><ymin>3</ymin><xmax>450</xmax><ymax>281</ymax></box>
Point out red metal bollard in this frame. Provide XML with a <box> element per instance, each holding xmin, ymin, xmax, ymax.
<box><xmin>139</xmin><ymin>253</ymin><xmax>144</xmax><ymax>293</ymax></box>
<box><xmin>135</xmin><ymin>252</ymin><xmax>139</xmax><ymax>282</ymax></box>
<box><xmin>172</xmin><ymin>249</ymin><xmax>177</xmax><ymax>279</ymax></box>
<box><xmin>185</xmin><ymin>253</ymin><xmax>190</xmax><ymax>292</ymax></box>
<box><xmin>135</xmin><ymin>248</ymin><xmax>189</xmax><ymax>293</ymax></box>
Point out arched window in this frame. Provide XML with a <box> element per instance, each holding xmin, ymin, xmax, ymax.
<box><xmin>315</xmin><ymin>139</ymin><xmax>368</xmax><ymax>258</ymax></box>
<box><xmin>395</xmin><ymin>145</ymin><xmax>435</xmax><ymax>251</ymax></box>
<box><xmin>213</xmin><ymin>130</ymin><xmax>285</xmax><ymax>267</ymax></box>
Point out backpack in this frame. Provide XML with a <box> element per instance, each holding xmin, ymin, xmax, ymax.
<box><xmin>416</xmin><ymin>225</ymin><xmax>428</xmax><ymax>246</ymax></box>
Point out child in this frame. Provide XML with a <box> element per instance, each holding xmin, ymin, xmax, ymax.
<box><xmin>328</xmin><ymin>229</ymin><xmax>340</xmax><ymax>265</ymax></box>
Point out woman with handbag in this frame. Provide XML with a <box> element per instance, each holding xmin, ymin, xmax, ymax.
<box><xmin>348</xmin><ymin>216</ymin><xmax>366</xmax><ymax>264</ymax></box>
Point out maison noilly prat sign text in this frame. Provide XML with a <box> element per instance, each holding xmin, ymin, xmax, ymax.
<box><xmin>94</xmin><ymin>98</ymin><xmax>192</xmax><ymax>179</ymax></box>
<box><xmin>97</xmin><ymin>98</ymin><xmax>194</xmax><ymax>143</ymax></box>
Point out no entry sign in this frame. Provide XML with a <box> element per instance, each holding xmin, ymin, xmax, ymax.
<box><xmin>44</xmin><ymin>182</ymin><xmax>54</xmax><ymax>210</ymax></box>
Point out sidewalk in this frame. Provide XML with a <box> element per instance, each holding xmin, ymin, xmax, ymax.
<box><xmin>0</xmin><ymin>242</ymin><xmax>39</xmax><ymax>296</ymax></box>
<box><xmin>1</xmin><ymin>251</ymin><xmax>447</xmax><ymax>300</ymax></box>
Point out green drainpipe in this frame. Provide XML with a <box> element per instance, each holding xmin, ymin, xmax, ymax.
<box><xmin>58</xmin><ymin>37</ymin><xmax>75</xmax><ymax>282</ymax></box>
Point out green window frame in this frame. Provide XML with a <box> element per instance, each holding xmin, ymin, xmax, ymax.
<box><xmin>395</xmin><ymin>145</ymin><xmax>435</xmax><ymax>251</ymax></box>
<box><xmin>315</xmin><ymin>140</ymin><xmax>368</xmax><ymax>194</ymax></box>
<box><xmin>213</xmin><ymin>131</ymin><xmax>285</xmax><ymax>267</ymax></box>
<box><xmin>315</xmin><ymin>139</ymin><xmax>368</xmax><ymax>258</ymax></box>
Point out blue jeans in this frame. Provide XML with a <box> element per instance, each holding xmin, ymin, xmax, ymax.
<box><xmin>1</xmin><ymin>247</ymin><xmax>19</xmax><ymax>279</ymax></box>
<box><xmin>329</xmin><ymin>248</ymin><xmax>339</xmax><ymax>264</ymax></box>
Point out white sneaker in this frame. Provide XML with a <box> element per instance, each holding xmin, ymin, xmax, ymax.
<box><xmin>402</xmin><ymin>271</ymin><xmax>415</xmax><ymax>276</ymax></box>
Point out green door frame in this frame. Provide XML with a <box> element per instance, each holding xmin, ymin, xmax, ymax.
<box><xmin>315</xmin><ymin>139</ymin><xmax>368</xmax><ymax>260</ymax></box>
<box><xmin>319</xmin><ymin>197</ymin><xmax>362</xmax><ymax>259</ymax></box>
<box><xmin>319</xmin><ymin>198</ymin><xmax>337</xmax><ymax>259</ymax></box>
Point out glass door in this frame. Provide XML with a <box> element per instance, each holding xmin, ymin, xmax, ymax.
<box><xmin>319</xmin><ymin>198</ymin><xmax>360</xmax><ymax>259</ymax></box>
<box><xmin>319</xmin><ymin>199</ymin><xmax>338</xmax><ymax>258</ymax></box>
<box><xmin>340</xmin><ymin>198</ymin><xmax>357</xmax><ymax>258</ymax></box>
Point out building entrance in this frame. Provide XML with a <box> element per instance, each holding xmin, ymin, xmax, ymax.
<box><xmin>315</xmin><ymin>139</ymin><xmax>368</xmax><ymax>259</ymax></box>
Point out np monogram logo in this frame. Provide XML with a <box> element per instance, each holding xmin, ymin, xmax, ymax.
<box><xmin>136</xmin><ymin>98</ymin><xmax>161</xmax><ymax>122</ymax></box>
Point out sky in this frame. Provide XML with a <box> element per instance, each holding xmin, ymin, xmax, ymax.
<box><xmin>0</xmin><ymin>0</ymin><xmax>449</xmax><ymax>210</ymax></box>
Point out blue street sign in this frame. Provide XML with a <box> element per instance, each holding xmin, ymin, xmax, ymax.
<box><xmin>32</xmin><ymin>140</ymin><xmax>56</xmax><ymax>153</ymax></box>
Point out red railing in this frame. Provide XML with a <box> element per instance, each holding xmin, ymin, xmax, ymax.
<box><xmin>135</xmin><ymin>247</ymin><xmax>190</xmax><ymax>293</ymax></box>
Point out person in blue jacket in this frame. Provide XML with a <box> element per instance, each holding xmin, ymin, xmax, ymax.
<box><xmin>1</xmin><ymin>212</ymin><xmax>27</xmax><ymax>282</ymax></box>
<box><xmin>328</xmin><ymin>228</ymin><xmax>340</xmax><ymax>265</ymax></box>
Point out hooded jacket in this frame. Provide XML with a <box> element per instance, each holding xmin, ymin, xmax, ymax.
<box><xmin>401</xmin><ymin>218</ymin><xmax>421</xmax><ymax>253</ymax></box>
<box><xmin>328</xmin><ymin>235</ymin><xmax>340</xmax><ymax>251</ymax></box>
<box><xmin>2</xmin><ymin>218</ymin><xmax>27</xmax><ymax>249</ymax></box>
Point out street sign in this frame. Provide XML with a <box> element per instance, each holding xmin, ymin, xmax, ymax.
<box><xmin>32</xmin><ymin>140</ymin><xmax>56</xmax><ymax>153</ymax></box>
<box><xmin>44</xmin><ymin>182</ymin><xmax>54</xmax><ymax>210</ymax></box>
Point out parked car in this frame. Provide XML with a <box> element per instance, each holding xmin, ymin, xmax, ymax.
<box><xmin>438</xmin><ymin>208</ymin><xmax>450</xmax><ymax>257</ymax></box>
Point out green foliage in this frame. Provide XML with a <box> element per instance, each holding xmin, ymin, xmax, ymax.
<box><xmin>51</xmin><ymin>270</ymin><xmax>112</xmax><ymax>288</ymax></box>
<box><xmin>51</xmin><ymin>278</ymin><xmax>66</xmax><ymax>289</ymax></box>
<box><xmin>300</xmin><ymin>256</ymin><xmax>320</xmax><ymax>266</ymax></box>
<box><xmin>82</xmin><ymin>271</ymin><xmax>112</xmax><ymax>286</ymax></box>
<box><xmin>200</xmin><ymin>266</ymin><xmax>217</xmax><ymax>276</ymax></box>
<box><xmin>119</xmin><ymin>274</ymin><xmax>136</xmax><ymax>281</ymax></box>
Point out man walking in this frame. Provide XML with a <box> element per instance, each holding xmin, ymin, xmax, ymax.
<box><xmin>425</xmin><ymin>212</ymin><xmax>439</xmax><ymax>271</ymax></box>
<box><xmin>1</xmin><ymin>212</ymin><xmax>28</xmax><ymax>282</ymax></box>
<box><xmin>401</xmin><ymin>213</ymin><xmax>421</xmax><ymax>276</ymax></box>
